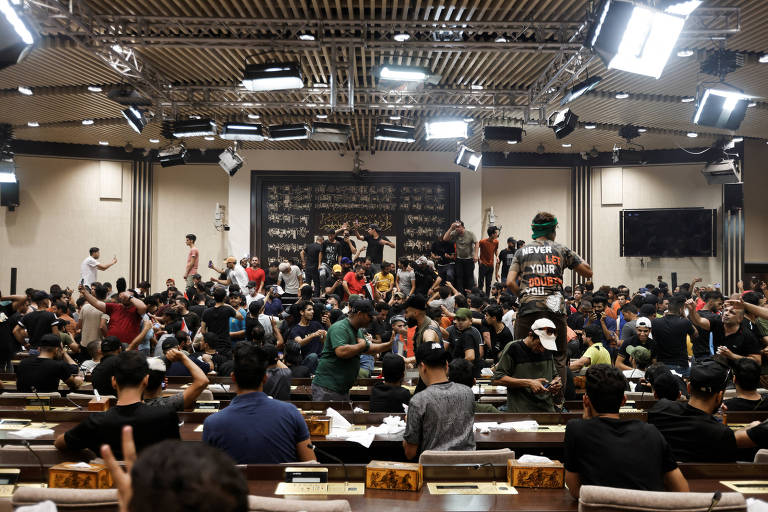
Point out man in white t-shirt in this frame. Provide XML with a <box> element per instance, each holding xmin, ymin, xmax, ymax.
<box><xmin>278</xmin><ymin>262</ymin><xmax>303</xmax><ymax>297</ymax></box>
<box><xmin>80</xmin><ymin>247</ymin><xmax>117</xmax><ymax>286</ymax></box>
<box><xmin>211</xmin><ymin>257</ymin><xmax>249</xmax><ymax>292</ymax></box>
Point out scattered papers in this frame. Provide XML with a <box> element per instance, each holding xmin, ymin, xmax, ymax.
<box><xmin>194</xmin><ymin>425</ymin><xmax>204</xmax><ymax>432</ymax></box>
<box><xmin>473</xmin><ymin>420</ymin><xmax>541</xmax><ymax>433</ymax></box>
<box><xmin>480</xmin><ymin>367</ymin><xmax>494</xmax><ymax>377</ymax></box>
<box><xmin>473</xmin><ymin>422</ymin><xmax>498</xmax><ymax>434</ymax></box>
<box><xmin>518</xmin><ymin>454</ymin><xmax>552</xmax><ymax>464</ymax></box>
<box><xmin>7</xmin><ymin>428</ymin><xmax>54</xmax><ymax>439</ymax></box>
<box><xmin>324</xmin><ymin>408</ymin><xmax>402</xmax><ymax>448</ymax></box>
<box><xmin>353</xmin><ymin>407</ymin><xmax>366</xmax><ymax>414</ymax></box>
<box><xmin>747</xmin><ymin>498</ymin><xmax>768</xmax><ymax>512</ymax></box>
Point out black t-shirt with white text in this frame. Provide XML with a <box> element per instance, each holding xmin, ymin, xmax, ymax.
<box><xmin>321</xmin><ymin>240</ymin><xmax>342</xmax><ymax>267</ymax></box>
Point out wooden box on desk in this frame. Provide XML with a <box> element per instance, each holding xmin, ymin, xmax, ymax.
<box><xmin>48</xmin><ymin>463</ymin><xmax>113</xmax><ymax>489</ymax></box>
<box><xmin>366</xmin><ymin>461</ymin><xmax>422</xmax><ymax>491</ymax></box>
<box><xmin>303</xmin><ymin>415</ymin><xmax>331</xmax><ymax>436</ymax></box>
<box><xmin>507</xmin><ymin>459</ymin><xmax>565</xmax><ymax>488</ymax></box>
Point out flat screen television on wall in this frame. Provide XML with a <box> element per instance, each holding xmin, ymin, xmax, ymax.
<box><xmin>620</xmin><ymin>208</ymin><xmax>717</xmax><ymax>258</ymax></box>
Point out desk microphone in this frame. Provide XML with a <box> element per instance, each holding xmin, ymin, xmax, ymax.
<box><xmin>21</xmin><ymin>440</ymin><xmax>46</xmax><ymax>486</ymax></box>
<box><xmin>30</xmin><ymin>387</ymin><xmax>48</xmax><ymax>427</ymax></box>
<box><xmin>705</xmin><ymin>490</ymin><xmax>721</xmax><ymax>512</ymax></box>
<box><xmin>308</xmin><ymin>443</ymin><xmax>349</xmax><ymax>487</ymax></box>
<box><xmin>473</xmin><ymin>462</ymin><xmax>496</xmax><ymax>486</ymax></box>
<box><xmin>348</xmin><ymin>400</ymin><xmax>356</xmax><ymax>425</ymax></box>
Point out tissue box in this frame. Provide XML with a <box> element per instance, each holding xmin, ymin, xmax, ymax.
<box><xmin>48</xmin><ymin>463</ymin><xmax>113</xmax><ymax>489</ymax></box>
<box><xmin>366</xmin><ymin>461</ymin><xmax>422</xmax><ymax>491</ymax></box>
<box><xmin>304</xmin><ymin>415</ymin><xmax>331</xmax><ymax>436</ymax></box>
<box><xmin>88</xmin><ymin>397</ymin><xmax>114</xmax><ymax>411</ymax></box>
<box><xmin>507</xmin><ymin>459</ymin><xmax>564</xmax><ymax>488</ymax></box>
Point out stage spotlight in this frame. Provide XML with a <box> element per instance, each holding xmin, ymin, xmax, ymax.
<box><xmin>242</xmin><ymin>62</ymin><xmax>303</xmax><ymax>91</ymax></box>
<box><xmin>560</xmin><ymin>76</ymin><xmax>602</xmax><ymax>105</ymax></box>
<box><xmin>374</xmin><ymin>124</ymin><xmax>416</xmax><ymax>143</ymax></box>
<box><xmin>219</xmin><ymin>147</ymin><xmax>244</xmax><ymax>177</ymax></box>
<box><xmin>588</xmin><ymin>0</ymin><xmax>689</xmax><ymax>79</ymax></box>
<box><xmin>220</xmin><ymin>122</ymin><xmax>266</xmax><ymax>141</ymax></box>
<box><xmin>122</xmin><ymin>106</ymin><xmax>147</xmax><ymax>134</ymax></box>
<box><xmin>268</xmin><ymin>123</ymin><xmax>310</xmax><ymax>141</ymax></box>
<box><xmin>157</xmin><ymin>144</ymin><xmax>188</xmax><ymax>167</ymax></box>
<box><xmin>693</xmin><ymin>88</ymin><xmax>751</xmax><ymax>130</ymax></box>
<box><xmin>0</xmin><ymin>0</ymin><xmax>36</xmax><ymax>71</ymax></box>
<box><xmin>548</xmin><ymin>109</ymin><xmax>579</xmax><ymax>139</ymax></box>
<box><xmin>310</xmin><ymin>122</ymin><xmax>351</xmax><ymax>143</ymax></box>
<box><xmin>172</xmin><ymin>119</ymin><xmax>217</xmax><ymax>137</ymax></box>
<box><xmin>455</xmin><ymin>145</ymin><xmax>481</xmax><ymax>172</ymax></box>
<box><xmin>483</xmin><ymin>126</ymin><xmax>523</xmax><ymax>144</ymax></box>
<box><xmin>425</xmin><ymin>120</ymin><xmax>468</xmax><ymax>140</ymax></box>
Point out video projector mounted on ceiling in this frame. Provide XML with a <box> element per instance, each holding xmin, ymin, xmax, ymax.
<box><xmin>701</xmin><ymin>159</ymin><xmax>740</xmax><ymax>185</ymax></box>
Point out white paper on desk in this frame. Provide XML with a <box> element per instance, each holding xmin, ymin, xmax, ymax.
<box><xmin>7</xmin><ymin>428</ymin><xmax>54</xmax><ymax>439</ymax></box>
<box><xmin>15</xmin><ymin>500</ymin><xmax>57</xmax><ymax>512</ymax></box>
<box><xmin>471</xmin><ymin>385</ymin><xmax>480</xmax><ymax>393</ymax></box>
<box><xmin>473</xmin><ymin>422</ymin><xmax>499</xmax><ymax>434</ymax></box>
<box><xmin>747</xmin><ymin>499</ymin><xmax>768</xmax><ymax>512</ymax></box>
<box><xmin>367</xmin><ymin>416</ymin><xmax>406</xmax><ymax>437</ymax></box>
<box><xmin>325</xmin><ymin>407</ymin><xmax>351</xmax><ymax>430</ymax></box>
<box><xmin>518</xmin><ymin>454</ymin><xmax>552</xmax><ymax>464</ymax></box>
<box><xmin>496</xmin><ymin>420</ymin><xmax>539</xmax><ymax>431</ymax></box>
<box><xmin>353</xmin><ymin>407</ymin><xmax>365</xmax><ymax>414</ymax></box>
<box><xmin>480</xmin><ymin>367</ymin><xmax>493</xmax><ymax>377</ymax></box>
<box><xmin>628</xmin><ymin>381</ymin><xmax>637</xmax><ymax>392</ymax></box>
<box><xmin>212</xmin><ymin>383</ymin><xmax>230</xmax><ymax>392</ymax></box>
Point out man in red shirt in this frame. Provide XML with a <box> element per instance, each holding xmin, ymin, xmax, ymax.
<box><xmin>79</xmin><ymin>284</ymin><xmax>147</xmax><ymax>347</ymax></box>
<box><xmin>343</xmin><ymin>264</ymin><xmax>368</xmax><ymax>299</ymax></box>
<box><xmin>476</xmin><ymin>226</ymin><xmax>500</xmax><ymax>297</ymax></box>
<box><xmin>245</xmin><ymin>256</ymin><xmax>266</xmax><ymax>295</ymax></box>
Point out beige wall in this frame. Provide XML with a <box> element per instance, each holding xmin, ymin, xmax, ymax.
<box><xmin>226</xmin><ymin>151</ymin><xmax>482</xmax><ymax>261</ymax></box>
<box><xmin>150</xmin><ymin>163</ymin><xmax>230</xmax><ymax>287</ymax></box>
<box><xmin>590</xmin><ymin>164</ymin><xmax>723</xmax><ymax>291</ymax></box>
<box><xmin>744</xmin><ymin>139</ymin><xmax>768</xmax><ymax>263</ymax></box>
<box><xmin>481</xmin><ymin>167</ymin><xmax>572</xmax><ymax>283</ymax></box>
<box><xmin>0</xmin><ymin>155</ymin><xmax>132</xmax><ymax>291</ymax></box>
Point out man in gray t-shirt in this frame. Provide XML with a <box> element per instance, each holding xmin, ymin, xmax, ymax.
<box><xmin>403</xmin><ymin>342</ymin><xmax>475</xmax><ymax>459</ymax></box>
<box><xmin>397</xmin><ymin>260</ymin><xmax>415</xmax><ymax>297</ymax></box>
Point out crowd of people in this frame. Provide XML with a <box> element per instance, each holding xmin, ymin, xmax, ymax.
<box><xmin>1</xmin><ymin>210</ymin><xmax>768</xmax><ymax>504</ymax></box>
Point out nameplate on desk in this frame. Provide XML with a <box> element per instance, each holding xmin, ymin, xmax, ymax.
<box><xmin>24</xmin><ymin>397</ymin><xmax>50</xmax><ymax>410</ymax></box>
<box><xmin>193</xmin><ymin>400</ymin><xmax>220</xmax><ymax>413</ymax></box>
<box><xmin>349</xmin><ymin>386</ymin><xmax>368</xmax><ymax>391</ymax></box>
<box><xmin>721</xmin><ymin>481</ymin><xmax>768</xmax><ymax>493</ymax></box>
<box><xmin>275</xmin><ymin>482</ymin><xmax>365</xmax><ymax>495</ymax></box>
<box><xmin>427</xmin><ymin>482</ymin><xmax>518</xmax><ymax>495</ymax></box>
<box><xmin>0</xmin><ymin>419</ymin><xmax>31</xmax><ymax>430</ymax></box>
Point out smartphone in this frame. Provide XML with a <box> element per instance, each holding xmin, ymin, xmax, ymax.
<box><xmin>79</xmin><ymin>279</ymin><xmax>84</xmax><ymax>285</ymax></box>
<box><xmin>208</xmin><ymin>259</ymin><xmax>213</xmax><ymax>267</ymax></box>
<box><xmin>542</xmin><ymin>381</ymin><xmax>551</xmax><ymax>389</ymax></box>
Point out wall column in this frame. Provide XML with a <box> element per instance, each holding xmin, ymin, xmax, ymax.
<box><xmin>130</xmin><ymin>159</ymin><xmax>153</xmax><ymax>286</ymax></box>
<box><xmin>571</xmin><ymin>164</ymin><xmax>592</xmax><ymax>285</ymax></box>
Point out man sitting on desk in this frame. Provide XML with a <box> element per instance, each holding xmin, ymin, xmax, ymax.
<box><xmin>203</xmin><ymin>342</ymin><xmax>316</xmax><ymax>464</ymax></box>
<box><xmin>647</xmin><ymin>359</ymin><xmax>768</xmax><ymax>462</ymax></box>
<box><xmin>55</xmin><ymin>351</ymin><xmax>180</xmax><ymax>458</ymax></box>
<box><xmin>403</xmin><ymin>342</ymin><xmax>475</xmax><ymax>460</ymax></box>
<box><xmin>564</xmin><ymin>364</ymin><xmax>688</xmax><ymax>498</ymax></box>
<box><xmin>491</xmin><ymin>318</ymin><xmax>562</xmax><ymax>412</ymax></box>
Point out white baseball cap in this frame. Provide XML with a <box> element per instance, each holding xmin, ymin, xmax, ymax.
<box><xmin>636</xmin><ymin>317</ymin><xmax>652</xmax><ymax>328</ymax></box>
<box><xmin>531</xmin><ymin>318</ymin><xmax>557</xmax><ymax>351</ymax></box>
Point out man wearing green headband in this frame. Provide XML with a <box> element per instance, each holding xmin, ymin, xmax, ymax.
<box><xmin>506</xmin><ymin>211</ymin><xmax>593</xmax><ymax>405</ymax></box>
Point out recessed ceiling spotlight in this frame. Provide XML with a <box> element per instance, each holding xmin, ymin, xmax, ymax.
<box><xmin>686</xmin><ymin>132</ymin><xmax>698</xmax><ymax>138</ymax></box>
<box><xmin>562</xmin><ymin>143</ymin><xmax>572</xmax><ymax>148</ymax></box>
<box><xmin>389</xmin><ymin>115</ymin><xmax>401</xmax><ymax>120</ymax></box>
<box><xmin>18</xmin><ymin>86</ymin><xmax>32</xmax><ymax>95</ymax></box>
<box><xmin>242</xmin><ymin>102</ymin><xmax>253</xmax><ymax>107</ymax></box>
<box><xmin>99</xmin><ymin>141</ymin><xmax>109</xmax><ymax>145</ymax></box>
<box><xmin>637</xmin><ymin>127</ymin><xmax>647</xmax><ymax>133</ymax></box>
<box><xmin>681</xmin><ymin>96</ymin><xmax>695</xmax><ymax>103</ymax></box>
<box><xmin>495</xmin><ymin>36</ymin><xmax>508</xmax><ymax>43</ymax></box>
<box><xmin>394</xmin><ymin>33</ymin><xmax>410</xmax><ymax>42</ymax></box>
<box><xmin>313</xmin><ymin>83</ymin><xmax>328</xmax><ymax>88</ymax></box>
<box><xmin>316</xmin><ymin>114</ymin><xmax>328</xmax><ymax>119</ymax></box>
<box><xmin>463</xmin><ymin>117</ymin><xmax>473</xmax><ymax>122</ymax></box>
<box><xmin>748</xmin><ymin>101</ymin><xmax>757</xmax><ymax>108</ymax></box>
<box><xmin>87</xmin><ymin>85</ymin><xmax>102</xmax><ymax>92</ymax></box>
<box><xmin>677</xmin><ymin>49</ymin><xmax>694</xmax><ymax>57</ymax></box>
<box><xmin>615</xmin><ymin>92</ymin><xmax>629</xmax><ymax>99</ymax></box>
<box><xmin>27</xmin><ymin>121</ymin><xmax>39</xmax><ymax>127</ymax></box>
<box><xmin>82</xmin><ymin>119</ymin><xmax>94</xmax><ymax>125</ymax></box>
<box><xmin>298</xmin><ymin>34</ymin><xmax>315</xmax><ymax>41</ymax></box>
<box><xmin>149</xmin><ymin>138</ymin><xmax>160</xmax><ymax>143</ymax></box>
<box><xmin>204</xmin><ymin>136</ymin><xmax>215</xmax><ymax>140</ymax></box>
<box><xmin>759</xmin><ymin>54</ymin><xmax>768</xmax><ymax>64</ymax></box>
<box><xmin>507</xmin><ymin>140</ymin><xmax>518</xmax><ymax>145</ymax></box>
<box><xmin>247</xmin><ymin>113</ymin><xmax>260</xmax><ymax>119</ymax></box>
<box><xmin>470</xmin><ymin>84</ymin><xmax>483</xmax><ymax>90</ymax></box>
<box><xmin>584</xmin><ymin>123</ymin><xmax>597</xmax><ymax>129</ymax></box>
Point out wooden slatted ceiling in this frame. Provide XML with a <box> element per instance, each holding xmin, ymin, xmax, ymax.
<box><xmin>1</xmin><ymin>0</ymin><xmax>767</xmax><ymax>152</ymax></box>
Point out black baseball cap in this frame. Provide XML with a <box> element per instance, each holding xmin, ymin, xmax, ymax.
<box><xmin>369</xmin><ymin>223</ymin><xmax>380</xmax><ymax>231</ymax></box>
<box><xmin>690</xmin><ymin>359</ymin><xmax>730</xmax><ymax>394</ymax></box>
<box><xmin>101</xmin><ymin>336</ymin><xmax>121</xmax><ymax>353</ymax></box>
<box><xmin>31</xmin><ymin>291</ymin><xmax>51</xmax><ymax>303</ymax></box>
<box><xmin>507</xmin><ymin>236</ymin><xmax>516</xmax><ymax>243</ymax></box>
<box><xmin>350</xmin><ymin>299</ymin><xmax>374</xmax><ymax>315</ymax></box>
<box><xmin>38</xmin><ymin>334</ymin><xmax>62</xmax><ymax>348</ymax></box>
<box><xmin>415</xmin><ymin>341</ymin><xmax>449</xmax><ymax>367</ymax></box>
<box><xmin>161</xmin><ymin>337</ymin><xmax>180</xmax><ymax>353</ymax></box>
<box><xmin>405</xmin><ymin>293</ymin><xmax>427</xmax><ymax>311</ymax></box>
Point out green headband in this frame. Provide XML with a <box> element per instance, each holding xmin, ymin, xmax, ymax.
<box><xmin>532</xmin><ymin>218</ymin><xmax>558</xmax><ymax>239</ymax></box>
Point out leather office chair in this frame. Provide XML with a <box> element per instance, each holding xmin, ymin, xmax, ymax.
<box><xmin>754</xmin><ymin>448</ymin><xmax>768</xmax><ymax>463</ymax></box>
<box><xmin>578</xmin><ymin>485</ymin><xmax>746</xmax><ymax>511</ymax></box>
<box><xmin>418</xmin><ymin>448</ymin><xmax>514</xmax><ymax>465</ymax></box>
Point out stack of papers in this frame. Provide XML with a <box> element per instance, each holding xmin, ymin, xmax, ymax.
<box><xmin>472</xmin><ymin>420</ymin><xmax>540</xmax><ymax>433</ymax></box>
<box><xmin>324</xmin><ymin>408</ymin><xmax>406</xmax><ymax>448</ymax></box>
<box><xmin>8</xmin><ymin>428</ymin><xmax>54</xmax><ymax>439</ymax></box>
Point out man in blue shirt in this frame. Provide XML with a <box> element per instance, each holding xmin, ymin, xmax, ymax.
<box><xmin>202</xmin><ymin>342</ymin><xmax>316</xmax><ymax>464</ymax></box>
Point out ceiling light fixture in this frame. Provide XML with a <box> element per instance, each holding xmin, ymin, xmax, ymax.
<box><xmin>98</xmin><ymin>140</ymin><xmax>109</xmax><ymax>145</ymax></box>
<box><xmin>677</xmin><ymin>49</ymin><xmax>694</xmax><ymax>58</ymax></box>
<box><xmin>158</xmin><ymin>144</ymin><xmax>188</xmax><ymax>167</ymax></box>
<box><xmin>310</xmin><ymin>122</ymin><xmax>351</xmax><ymax>143</ymax></box>
<box><xmin>87</xmin><ymin>85</ymin><xmax>102</xmax><ymax>92</ymax></box>
<box><xmin>638</xmin><ymin>127</ymin><xmax>648</xmax><ymax>133</ymax></box>
<box><xmin>26</xmin><ymin>121</ymin><xmax>38</xmax><ymax>127</ymax></box>
<box><xmin>394</xmin><ymin>33</ymin><xmax>410</xmax><ymax>42</ymax></box>
<box><xmin>584</xmin><ymin>123</ymin><xmax>597</xmax><ymax>129</ymax></box>
<box><xmin>615</xmin><ymin>91</ymin><xmax>629</xmax><ymax>99</ymax></box>
<box><xmin>247</xmin><ymin>113</ymin><xmax>260</xmax><ymax>119</ymax></box>
<box><xmin>219</xmin><ymin>147</ymin><xmax>243</xmax><ymax>176</ymax></box>
<box><xmin>455</xmin><ymin>145</ymin><xmax>482</xmax><ymax>172</ymax></box>
<box><xmin>693</xmin><ymin>88</ymin><xmax>751</xmax><ymax>130</ymax></box>
<box><xmin>204</xmin><ymin>136</ymin><xmax>215</xmax><ymax>141</ymax></box>
<box><xmin>17</xmin><ymin>85</ymin><xmax>31</xmax><ymax>95</ymax></box>
<box><xmin>495</xmin><ymin>36</ymin><xmax>508</xmax><ymax>43</ymax></box>
<box><xmin>686</xmin><ymin>132</ymin><xmax>698</xmax><ymax>138</ymax></box>
<box><xmin>747</xmin><ymin>102</ymin><xmax>757</xmax><ymax>108</ymax></box>
<box><xmin>588</xmin><ymin>0</ymin><xmax>692</xmax><ymax>79</ymax></box>
<box><xmin>374</xmin><ymin>124</ymin><xmax>415</xmax><ymax>143</ymax></box>
<box><xmin>548</xmin><ymin>108</ymin><xmax>579</xmax><ymax>139</ymax></box>
<box><xmin>389</xmin><ymin>115</ymin><xmax>401</xmax><ymax>120</ymax></box>
<box><xmin>759</xmin><ymin>54</ymin><xmax>768</xmax><ymax>64</ymax></box>
<box><xmin>562</xmin><ymin>143</ymin><xmax>572</xmax><ymax>148</ymax></box>
<box><xmin>149</xmin><ymin>138</ymin><xmax>160</xmax><ymax>143</ymax></box>
<box><xmin>681</xmin><ymin>96</ymin><xmax>695</xmax><ymax>103</ymax></box>
<box><xmin>732</xmin><ymin>137</ymin><xmax>743</xmax><ymax>143</ymax></box>
<box><xmin>470</xmin><ymin>84</ymin><xmax>483</xmax><ymax>90</ymax></box>
<box><xmin>268</xmin><ymin>123</ymin><xmax>310</xmax><ymax>141</ymax></box>
<box><xmin>172</xmin><ymin>118</ymin><xmax>217</xmax><ymax>137</ymax></box>
<box><xmin>425</xmin><ymin>120</ymin><xmax>468</xmax><ymax>140</ymax></box>
<box><xmin>122</xmin><ymin>106</ymin><xmax>147</xmax><ymax>133</ymax></box>
<box><xmin>82</xmin><ymin>119</ymin><xmax>94</xmax><ymax>125</ymax></box>
<box><xmin>316</xmin><ymin>114</ymin><xmax>328</xmax><ymax>119</ymax></box>
<box><xmin>298</xmin><ymin>34</ymin><xmax>315</xmax><ymax>41</ymax></box>
<box><xmin>507</xmin><ymin>140</ymin><xmax>518</xmax><ymax>145</ymax></box>
<box><xmin>0</xmin><ymin>0</ymin><xmax>36</xmax><ymax>72</ymax></box>
<box><xmin>242</xmin><ymin>62</ymin><xmax>303</xmax><ymax>91</ymax></box>
<box><xmin>561</xmin><ymin>76</ymin><xmax>603</xmax><ymax>105</ymax></box>
<box><xmin>379</xmin><ymin>65</ymin><xmax>429</xmax><ymax>82</ymax></box>
<box><xmin>220</xmin><ymin>122</ymin><xmax>266</xmax><ymax>141</ymax></box>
